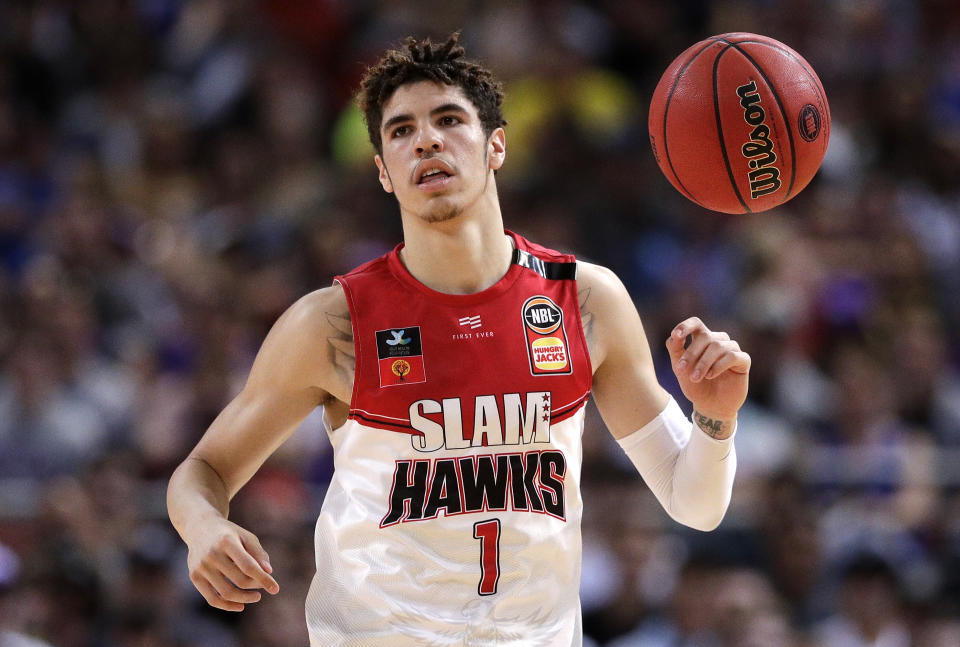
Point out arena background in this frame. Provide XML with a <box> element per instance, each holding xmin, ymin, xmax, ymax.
<box><xmin>1</xmin><ymin>1</ymin><xmax>959</xmax><ymax>645</ymax></box>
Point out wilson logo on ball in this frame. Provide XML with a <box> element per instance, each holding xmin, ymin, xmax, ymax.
<box><xmin>737</xmin><ymin>80</ymin><xmax>782</xmax><ymax>200</ymax></box>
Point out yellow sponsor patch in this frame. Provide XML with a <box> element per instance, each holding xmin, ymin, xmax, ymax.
<box><xmin>531</xmin><ymin>337</ymin><xmax>568</xmax><ymax>371</ymax></box>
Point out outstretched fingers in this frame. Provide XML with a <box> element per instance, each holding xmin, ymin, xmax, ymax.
<box><xmin>207</xmin><ymin>568</ymin><xmax>263</xmax><ymax>603</ymax></box>
<box><xmin>225</xmin><ymin>533</ymin><xmax>280</xmax><ymax>594</ymax></box>
<box><xmin>187</xmin><ymin>525</ymin><xmax>280</xmax><ymax>613</ymax></box>
<box><xmin>191</xmin><ymin>571</ymin><xmax>246</xmax><ymax>612</ymax></box>
<box><xmin>215</xmin><ymin>553</ymin><xmax>268</xmax><ymax>592</ymax></box>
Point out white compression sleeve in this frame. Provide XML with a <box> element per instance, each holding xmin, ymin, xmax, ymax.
<box><xmin>615</xmin><ymin>396</ymin><xmax>737</xmax><ymax>531</ymax></box>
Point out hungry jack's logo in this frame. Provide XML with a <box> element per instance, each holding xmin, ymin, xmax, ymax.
<box><xmin>376</xmin><ymin>327</ymin><xmax>426</xmax><ymax>387</ymax></box>
<box><xmin>521</xmin><ymin>295</ymin><xmax>572</xmax><ymax>376</ymax></box>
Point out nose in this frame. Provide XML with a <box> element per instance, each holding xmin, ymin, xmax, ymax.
<box><xmin>415</xmin><ymin>124</ymin><xmax>443</xmax><ymax>155</ymax></box>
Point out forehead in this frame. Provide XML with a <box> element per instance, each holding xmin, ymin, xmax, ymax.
<box><xmin>381</xmin><ymin>81</ymin><xmax>478</xmax><ymax>124</ymax></box>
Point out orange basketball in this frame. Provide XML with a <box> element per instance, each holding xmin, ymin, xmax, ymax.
<box><xmin>648</xmin><ymin>33</ymin><xmax>830</xmax><ymax>214</ymax></box>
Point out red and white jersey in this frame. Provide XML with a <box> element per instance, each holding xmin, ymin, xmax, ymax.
<box><xmin>306</xmin><ymin>231</ymin><xmax>593</xmax><ymax>646</ymax></box>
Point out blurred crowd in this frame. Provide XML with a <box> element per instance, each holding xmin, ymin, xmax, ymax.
<box><xmin>1</xmin><ymin>1</ymin><xmax>959</xmax><ymax>646</ymax></box>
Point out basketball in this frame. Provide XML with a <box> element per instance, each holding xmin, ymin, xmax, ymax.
<box><xmin>648</xmin><ymin>33</ymin><xmax>830</xmax><ymax>214</ymax></box>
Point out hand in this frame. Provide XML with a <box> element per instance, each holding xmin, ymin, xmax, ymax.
<box><xmin>665</xmin><ymin>317</ymin><xmax>750</xmax><ymax>422</ymax></box>
<box><xmin>185</xmin><ymin>517</ymin><xmax>280</xmax><ymax>612</ymax></box>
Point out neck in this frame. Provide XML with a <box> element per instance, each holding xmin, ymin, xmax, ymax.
<box><xmin>398</xmin><ymin>188</ymin><xmax>514</xmax><ymax>295</ymax></box>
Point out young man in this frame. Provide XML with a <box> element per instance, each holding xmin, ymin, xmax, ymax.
<box><xmin>167</xmin><ymin>33</ymin><xmax>750</xmax><ymax>646</ymax></box>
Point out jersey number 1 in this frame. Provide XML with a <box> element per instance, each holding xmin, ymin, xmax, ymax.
<box><xmin>473</xmin><ymin>519</ymin><xmax>501</xmax><ymax>595</ymax></box>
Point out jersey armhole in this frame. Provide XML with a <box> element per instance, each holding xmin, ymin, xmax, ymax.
<box><xmin>332</xmin><ymin>277</ymin><xmax>362</xmax><ymax>413</ymax></box>
<box><xmin>572</xmin><ymin>263</ymin><xmax>595</xmax><ymax>388</ymax></box>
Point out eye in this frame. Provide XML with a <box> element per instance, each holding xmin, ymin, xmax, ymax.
<box><xmin>391</xmin><ymin>125</ymin><xmax>410</xmax><ymax>138</ymax></box>
<box><xmin>439</xmin><ymin>115</ymin><xmax>461</xmax><ymax>126</ymax></box>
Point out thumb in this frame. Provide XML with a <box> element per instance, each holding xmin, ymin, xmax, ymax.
<box><xmin>665</xmin><ymin>329</ymin><xmax>692</xmax><ymax>364</ymax></box>
<box><xmin>240</xmin><ymin>529</ymin><xmax>273</xmax><ymax>573</ymax></box>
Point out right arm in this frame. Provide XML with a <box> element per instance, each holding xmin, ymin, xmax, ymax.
<box><xmin>166</xmin><ymin>284</ymin><xmax>353</xmax><ymax>611</ymax></box>
<box><xmin>578</xmin><ymin>262</ymin><xmax>743</xmax><ymax>531</ymax></box>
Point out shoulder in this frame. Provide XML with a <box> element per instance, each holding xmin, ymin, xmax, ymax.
<box><xmin>576</xmin><ymin>260</ymin><xmax>631</xmax><ymax>306</ymax></box>
<box><xmin>250</xmin><ymin>284</ymin><xmax>353</xmax><ymax>403</ymax></box>
<box><xmin>249</xmin><ymin>285</ymin><xmax>352</xmax><ymax>380</ymax></box>
<box><xmin>286</xmin><ymin>283</ymin><xmax>349</xmax><ymax>325</ymax></box>
<box><xmin>270</xmin><ymin>284</ymin><xmax>350</xmax><ymax>344</ymax></box>
<box><xmin>575</xmin><ymin>261</ymin><xmax>635</xmax><ymax>368</ymax></box>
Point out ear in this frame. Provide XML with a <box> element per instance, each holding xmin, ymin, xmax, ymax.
<box><xmin>487</xmin><ymin>127</ymin><xmax>506</xmax><ymax>171</ymax></box>
<box><xmin>374</xmin><ymin>155</ymin><xmax>394</xmax><ymax>193</ymax></box>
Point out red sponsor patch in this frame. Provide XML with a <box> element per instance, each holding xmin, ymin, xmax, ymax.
<box><xmin>378</xmin><ymin>356</ymin><xmax>426</xmax><ymax>386</ymax></box>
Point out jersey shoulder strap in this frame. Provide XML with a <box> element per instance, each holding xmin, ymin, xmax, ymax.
<box><xmin>509</xmin><ymin>231</ymin><xmax>577</xmax><ymax>280</ymax></box>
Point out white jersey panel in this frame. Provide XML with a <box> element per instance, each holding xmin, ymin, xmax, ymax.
<box><xmin>306</xmin><ymin>406</ymin><xmax>587</xmax><ymax>646</ymax></box>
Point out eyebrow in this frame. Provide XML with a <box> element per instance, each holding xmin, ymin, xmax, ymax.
<box><xmin>381</xmin><ymin>103</ymin><xmax>469</xmax><ymax>134</ymax></box>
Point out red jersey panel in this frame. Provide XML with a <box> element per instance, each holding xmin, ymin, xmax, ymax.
<box><xmin>337</xmin><ymin>230</ymin><xmax>592</xmax><ymax>440</ymax></box>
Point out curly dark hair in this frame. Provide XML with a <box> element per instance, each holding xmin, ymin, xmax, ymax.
<box><xmin>356</xmin><ymin>32</ymin><xmax>506</xmax><ymax>155</ymax></box>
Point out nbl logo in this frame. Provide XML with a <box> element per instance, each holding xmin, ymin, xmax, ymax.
<box><xmin>523</xmin><ymin>298</ymin><xmax>562</xmax><ymax>334</ymax></box>
<box><xmin>521</xmin><ymin>296</ymin><xmax>571</xmax><ymax>375</ymax></box>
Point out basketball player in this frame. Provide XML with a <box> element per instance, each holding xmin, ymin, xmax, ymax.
<box><xmin>167</xmin><ymin>33</ymin><xmax>750</xmax><ymax>646</ymax></box>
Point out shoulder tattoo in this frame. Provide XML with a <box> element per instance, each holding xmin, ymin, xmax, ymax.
<box><xmin>578</xmin><ymin>285</ymin><xmax>596</xmax><ymax>357</ymax></box>
<box><xmin>325</xmin><ymin>307</ymin><xmax>355</xmax><ymax>389</ymax></box>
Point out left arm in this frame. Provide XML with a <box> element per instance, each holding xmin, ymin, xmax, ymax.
<box><xmin>578</xmin><ymin>262</ymin><xmax>750</xmax><ymax>531</ymax></box>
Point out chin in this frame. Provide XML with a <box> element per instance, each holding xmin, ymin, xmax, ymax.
<box><xmin>420</xmin><ymin>200</ymin><xmax>462</xmax><ymax>224</ymax></box>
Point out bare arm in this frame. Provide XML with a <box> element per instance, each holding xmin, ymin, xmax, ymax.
<box><xmin>578</xmin><ymin>261</ymin><xmax>750</xmax><ymax>530</ymax></box>
<box><xmin>167</xmin><ymin>284</ymin><xmax>353</xmax><ymax>610</ymax></box>
<box><xmin>577</xmin><ymin>262</ymin><xmax>671</xmax><ymax>437</ymax></box>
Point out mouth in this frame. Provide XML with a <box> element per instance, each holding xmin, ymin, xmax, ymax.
<box><xmin>414</xmin><ymin>159</ymin><xmax>456</xmax><ymax>189</ymax></box>
<box><xmin>417</xmin><ymin>169</ymin><xmax>453</xmax><ymax>186</ymax></box>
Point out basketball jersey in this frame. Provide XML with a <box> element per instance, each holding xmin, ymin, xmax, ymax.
<box><xmin>305</xmin><ymin>231</ymin><xmax>593</xmax><ymax>646</ymax></box>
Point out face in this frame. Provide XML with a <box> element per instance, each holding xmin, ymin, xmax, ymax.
<box><xmin>375</xmin><ymin>81</ymin><xmax>505</xmax><ymax>223</ymax></box>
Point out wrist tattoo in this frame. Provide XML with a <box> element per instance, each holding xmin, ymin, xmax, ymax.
<box><xmin>693</xmin><ymin>411</ymin><xmax>733</xmax><ymax>439</ymax></box>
